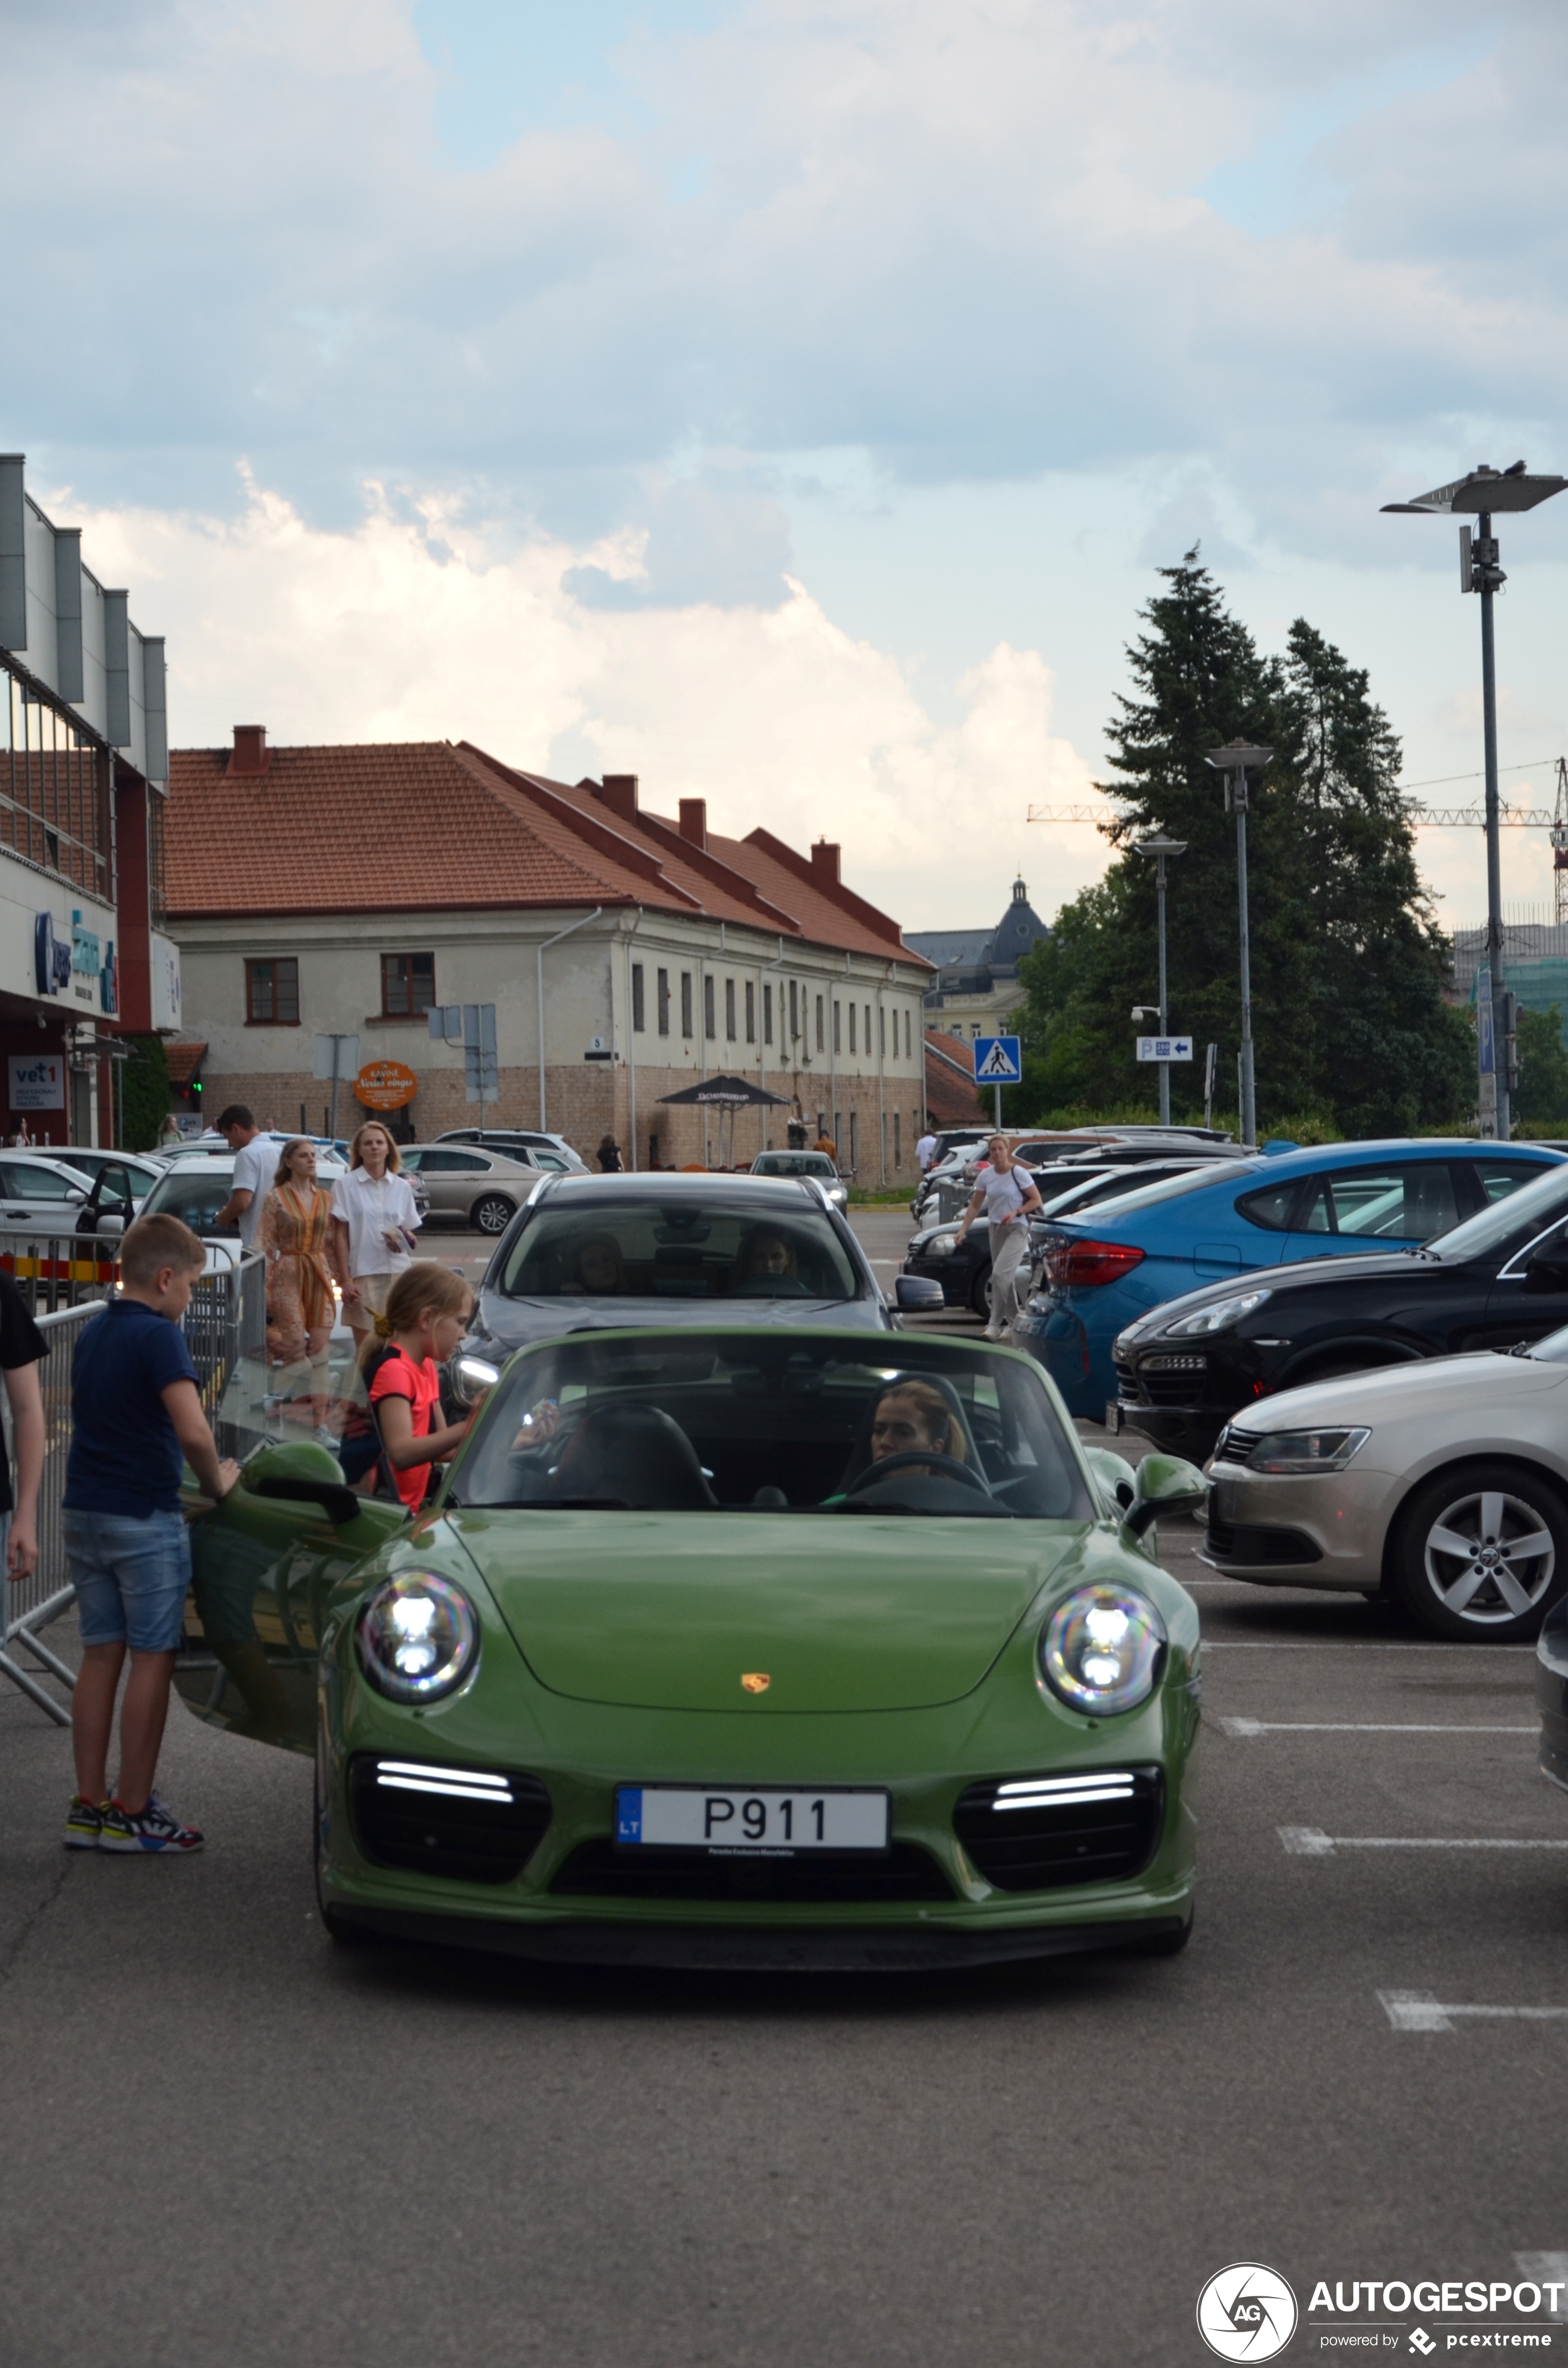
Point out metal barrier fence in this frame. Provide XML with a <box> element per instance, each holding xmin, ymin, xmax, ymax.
<box><xmin>0</xmin><ymin>1251</ymin><xmax>269</xmax><ymax>1723</ymax></box>
<box><xmin>1</xmin><ymin>1299</ymin><xmax>98</xmax><ymax>1723</ymax></box>
<box><xmin>0</xmin><ymin>1227</ymin><xmax>117</xmax><ymax>1314</ymax></box>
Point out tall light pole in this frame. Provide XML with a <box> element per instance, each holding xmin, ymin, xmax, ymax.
<box><xmin>1204</xmin><ymin>741</ymin><xmax>1272</xmax><ymax>1150</ymax></box>
<box><xmin>1135</xmin><ymin>835</ymin><xmax>1186</xmax><ymax>1124</ymax></box>
<box><xmin>1382</xmin><ymin>462</ymin><xmax>1567</xmax><ymax>1140</ymax></box>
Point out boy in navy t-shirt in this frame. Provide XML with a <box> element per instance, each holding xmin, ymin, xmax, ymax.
<box><xmin>62</xmin><ymin>1213</ymin><xmax>239</xmax><ymax>1853</ymax></box>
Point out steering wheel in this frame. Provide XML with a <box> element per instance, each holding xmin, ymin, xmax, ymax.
<box><xmin>842</xmin><ymin>1450</ymin><xmax>991</xmax><ymax>1498</ymax></box>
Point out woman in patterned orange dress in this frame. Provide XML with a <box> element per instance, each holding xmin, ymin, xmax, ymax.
<box><xmin>256</xmin><ymin>1138</ymin><xmax>339</xmax><ymax>1366</ymax></box>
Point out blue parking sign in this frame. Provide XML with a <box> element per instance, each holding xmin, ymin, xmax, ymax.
<box><xmin>974</xmin><ymin>1035</ymin><xmax>1022</xmax><ymax>1084</ymax></box>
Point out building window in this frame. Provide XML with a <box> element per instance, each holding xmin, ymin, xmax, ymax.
<box><xmin>382</xmin><ymin>952</ymin><xmax>434</xmax><ymax>1017</ymax></box>
<box><xmin>704</xmin><ymin>974</ymin><xmax>716</xmax><ymax>1039</ymax></box>
<box><xmin>246</xmin><ymin>957</ymin><xmax>299</xmax><ymax>1025</ymax></box>
<box><xmin>0</xmin><ymin>658</ymin><xmax>112</xmax><ymax>904</ymax></box>
<box><xmin>864</xmin><ymin>1004</ymin><xmax>871</xmax><ymax>1054</ymax></box>
<box><xmin>815</xmin><ymin>995</ymin><xmax>824</xmax><ymax>1052</ymax></box>
<box><xmin>788</xmin><ymin>979</ymin><xmax>799</xmax><ymax>1041</ymax></box>
<box><xmin>725</xmin><ymin>977</ymin><xmax>736</xmax><ymax>1040</ymax></box>
<box><xmin>849</xmin><ymin>1110</ymin><xmax>859</xmax><ymax>1170</ymax></box>
<box><xmin>848</xmin><ymin>1004</ymin><xmax>857</xmax><ymax>1054</ymax></box>
<box><xmin>681</xmin><ymin>973</ymin><xmax>693</xmax><ymax>1038</ymax></box>
<box><xmin>632</xmin><ymin>963</ymin><xmax>646</xmax><ymax>1032</ymax></box>
<box><xmin>745</xmin><ymin>981</ymin><xmax>756</xmax><ymax>1042</ymax></box>
<box><xmin>657</xmin><ymin>968</ymin><xmax>670</xmax><ymax>1036</ymax></box>
<box><xmin>833</xmin><ymin>1000</ymin><xmax>841</xmax><ymax>1054</ymax></box>
<box><xmin>763</xmin><ymin>982</ymin><xmax>774</xmax><ymax>1045</ymax></box>
<box><xmin>904</xmin><ymin>1008</ymin><xmax>911</xmax><ymax>1058</ymax></box>
<box><xmin>894</xmin><ymin>1113</ymin><xmax>901</xmax><ymax>1167</ymax></box>
<box><xmin>878</xmin><ymin>1006</ymin><xmax>885</xmax><ymax>1058</ymax></box>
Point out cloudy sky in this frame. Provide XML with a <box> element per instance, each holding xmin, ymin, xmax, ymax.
<box><xmin>7</xmin><ymin>0</ymin><xmax>1567</xmax><ymax>931</ymax></box>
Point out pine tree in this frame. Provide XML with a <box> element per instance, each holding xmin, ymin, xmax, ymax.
<box><xmin>1019</xmin><ymin>561</ymin><xmax>1471</xmax><ymax>1135</ymax></box>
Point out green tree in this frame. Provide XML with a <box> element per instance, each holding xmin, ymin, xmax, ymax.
<box><xmin>1019</xmin><ymin>556</ymin><xmax>1470</xmax><ymax>1137</ymax></box>
<box><xmin>119</xmin><ymin>1035</ymin><xmax>171</xmax><ymax>1153</ymax></box>
<box><xmin>1515</xmin><ymin>1006</ymin><xmax>1568</xmax><ymax>1129</ymax></box>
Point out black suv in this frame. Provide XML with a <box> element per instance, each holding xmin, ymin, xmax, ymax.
<box><xmin>1111</xmin><ymin>1161</ymin><xmax>1568</xmax><ymax>1461</ymax></box>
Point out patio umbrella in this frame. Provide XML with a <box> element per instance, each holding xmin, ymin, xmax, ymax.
<box><xmin>657</xmin><ymin>1074</ymin><xmax>793</xmax><ymax>1166</ymax></box>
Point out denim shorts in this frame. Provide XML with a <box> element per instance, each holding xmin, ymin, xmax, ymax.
<box><xmin>64</xmin><ymin>1508</ymin><xmax>193</xmax><ymax>1654</ymax></box>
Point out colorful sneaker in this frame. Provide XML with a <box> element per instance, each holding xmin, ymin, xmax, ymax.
<box><xmin>64</xmin><ymin>1796</ymin><xmax>104</xmax><ymax>1850</ymax></box>
<box><xmin>99</xmin><ymin>1794</ymin><xmax>204</xmax><ymax>1854</ymax></box>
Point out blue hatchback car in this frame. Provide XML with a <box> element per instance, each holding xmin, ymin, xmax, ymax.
<box><xmin>1017</xmin><ymin>1139</ymin><xmax>1566</xmax><ymax>1421</ymax></box>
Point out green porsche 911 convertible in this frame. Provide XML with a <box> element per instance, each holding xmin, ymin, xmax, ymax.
<box><xmin>177</xmin><ymin>1327</ymin><xmax>1207</xmax><ymax>1968</ymax></box>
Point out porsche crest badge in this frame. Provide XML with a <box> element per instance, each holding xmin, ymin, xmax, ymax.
<box><xmin>740</xmin><ymin>1672</ymin><xmax>770</xmax><ymax>1694</ymax></box>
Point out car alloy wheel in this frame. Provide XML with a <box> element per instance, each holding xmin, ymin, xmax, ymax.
<box><xmin>1395</xmin><ymin>1463</ymin><xmax>1568</xmax><ymax>1641</ymax></box>
<box><xmin>472</xmin><ymin>1194</ymin><xmax>515</xmax><ymax>1235</ymax></box>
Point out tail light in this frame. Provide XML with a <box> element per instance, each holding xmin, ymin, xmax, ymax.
<box><xmin>1044</xmin><ymin>1237</ymin><xmax>1146</xmax><ymax>1289</ymax></box>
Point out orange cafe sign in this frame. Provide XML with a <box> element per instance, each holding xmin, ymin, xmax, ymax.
<box><xmin>355</xmin><ymin>1059</ymin><xmax>417</xmax><ymax>1111</ymax></box>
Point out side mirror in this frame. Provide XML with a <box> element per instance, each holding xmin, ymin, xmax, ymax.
<box><xmin>1524</xmin><ymin>1249</ymin><xmax>1568</xmax><ymax>1296</ymax></box>
<box><xmin>895</xmin><ymin>1274</ymin><xmax>946</xmax><ymax>1312</ymax></box>
<box><xmin>65</xmin><ymin>1187</ymin><xmax>86</xmax><ymax>1203</ymax></box>
<box><xmin>243</xmin><ymin>1441</ymin><xmax>360</xmax><ymax>1526</ymax></box>
<box><xmin>1124</xmin><ymin>1452</ymin><xmax>1209</xmax><ymax>1538</ymax></box>
<box><xmin>96</xmin><ymin>1212</ymin><xmax>125</xmax><ymax>1239</ymax></box>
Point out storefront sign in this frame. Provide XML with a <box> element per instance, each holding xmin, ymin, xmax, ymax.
<box><xmin>9</xmin><ymin>1053</ymin><xmax>65</xmax><ymax>1111</ymax></box>
<box><xmin>151</xmin><ymin>933</ymin><xmax>181</xmax><ymax>1030</ymax></box>
<box><xmin>355</xmin><ymin>1058</ymin><xmax>418</xmax><ymax>1110</ymax></box>
<box><xmin>33</xmin><ymin>912</ymin><xmax>72</xmax><ymax>997</ymax></box>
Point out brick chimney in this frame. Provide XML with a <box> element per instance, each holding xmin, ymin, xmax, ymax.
<box><xmin>599</xmin><ymin>772</ymin><xmax>639</xmax><ymax>824</ymax></box>
<box><xmin>678</xmin><ymin>797</ymin><xmax>707</xmax><ymax>850</ymax></box>
<box><xmin>227</xmin><ymin>724</ymin><xmax>272</xmax><ymax>779</ymax></box>
<box><xmin>811</xmin><ymin>838</ymin><xmax>841</xmax><ymax>884</ymax></box>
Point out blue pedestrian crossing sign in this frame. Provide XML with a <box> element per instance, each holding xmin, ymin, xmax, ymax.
<box><xmin>974</xmin><ymin>1035</ymin><xmax>1022</xmax><ymax>1084</ymax></box>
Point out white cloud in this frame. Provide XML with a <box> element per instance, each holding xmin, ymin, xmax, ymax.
<box><xmin>65</xmin><ymin>472</ymin><xmax>1096</xmax><ymax>929</ymax></box>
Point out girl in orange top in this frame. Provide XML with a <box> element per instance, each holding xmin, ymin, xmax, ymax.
<box><xmin>362</xmin><ymin>1263</ymin><xmax>481</xmax><ymax>1513</ymax></box>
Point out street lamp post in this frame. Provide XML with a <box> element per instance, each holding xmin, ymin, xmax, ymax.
<box><xmin>1204</xmin><ymin>742</ymin><xmax>1272</xmax><ymax>1150</ymax></box>
<box><xmin>1135</xmin><ymin>835</ymin><xmax>1187</xmax><ymax>1124</ymax></box>
<box><xmin>1382</xmin><ymin>461</ymin><xmax>1567</xmax><ymax>1140</ymax></box>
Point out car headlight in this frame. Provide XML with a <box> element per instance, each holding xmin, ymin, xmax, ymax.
<box><xmin>356</xmin><ymin>1573</ymin><xmax>480</xmax><ymax>1704</ymax></box>
<box><xmin>1240</xmin><ymin>1426</ymin><xmax>1370</xmax><ymax>1474</ymax></box>
<box><xmin>926</xmin><ymin>1233</ymin><xmax>959</xmax><ymax>1257</ymax></box>
<box><xmin>1040</xmin><ymin>1584</ymin><xmax>1167</xmax><ymax>1717</ymax></box>
<box><xmin>1162</xmin><ymin>1287</ymin><xmax>1272</xmax><ymax>1338</ymax></box>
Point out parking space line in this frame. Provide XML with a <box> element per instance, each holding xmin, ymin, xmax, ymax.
<box><xmin>1380</xmin><ymin>1991</ymin><xmax>1568</xmax><ymax>2033</ymax></box>
<box><xmin>1205</xmin><ymin>1641</ymin><xmax>1535</xmax><ymax>1652</ymax></box>
<box><xmin>1224</xmin><ymin>1718</ymin><xmax>1534</xmax><ymax>1736</ymax></box>
<box><xmin>1281</xmin><ymin>1828</ymin><xmax>1568</xmax><ymax>1855</ymax></box>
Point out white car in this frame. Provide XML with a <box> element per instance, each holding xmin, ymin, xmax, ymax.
<box><xmin>1201</xmin><ymin>1326</ymin><xmax>1568</xmax><ymax>1641</ymax></box>
<box><xmin>0</xmin><ymin>1151</ymin><xmax>98</xmax><ymax>1229</ymax></box>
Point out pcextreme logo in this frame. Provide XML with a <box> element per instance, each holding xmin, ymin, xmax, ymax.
<box><xmin>1198</xmin><ymin>2264</ymin><xmax>1299</xmax><ymax>2361</ymax></box>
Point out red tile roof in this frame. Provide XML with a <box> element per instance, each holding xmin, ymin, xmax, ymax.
<box><xmin>166</xmin><ymin>735</ymin><xmax>934</xmax><ymax>969</ymax></box>
<box><xmin>164</xmin><ymin>1041</ymin><xmax>207</xmax><ymax>1086</ymax></box>
<box><xmin>924</xmin><ymin>1030</ymin><xmax>983</xmax><ymax>1127</ymax></box>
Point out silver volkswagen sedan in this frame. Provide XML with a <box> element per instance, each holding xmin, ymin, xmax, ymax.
<box><xmin>1201</xmin><ymin>1325</ymin><xmax>1568</xmax><ymax>1641</ymax></box>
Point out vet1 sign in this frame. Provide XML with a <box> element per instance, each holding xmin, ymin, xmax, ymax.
<box><xmin>9</xmin><ymin>1053</ymin><xmax>65</xmax><ymax>1111</ymax></box>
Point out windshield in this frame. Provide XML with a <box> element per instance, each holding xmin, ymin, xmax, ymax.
<box><xmin>1422</xmin><ymin>1160</ymin><xmax>1568</xmax><ymax>1261</ymax></box>
<box><xmin>140</xmin><ymin>1170</ymin><xmax>240</xmax><ymax>1236</ymax></box>
<box><xmin>454</xmin><ymin>1331</ymin><xmax>1093</xmax><ymax>1520</ymax></box>
<box><xmin>753</xmin><ymin>1153</ymin><xmax>835</xmax><ymax>1178</ymax></box>
<box><xmin>1048</xmin><ymin>1162</ymin><xmax>1254</xmax><ymax>1225</ymax></box>
<box><xmin>497</xmin><ymin>1190</ymin><xmax>863</xmax><ymax>1304</ymax></box>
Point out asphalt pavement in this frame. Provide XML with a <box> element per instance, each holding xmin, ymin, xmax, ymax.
<box><xmin>1</xmin><ymin>1206</ymin><xmax>1565</xmax><ymax>2366</ymax></box>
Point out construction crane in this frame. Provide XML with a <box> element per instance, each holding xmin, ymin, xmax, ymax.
<box><xmin>1028</xmin><ymin>756</ymin><xmax>1568</xmax><ymax>916</ymax></box>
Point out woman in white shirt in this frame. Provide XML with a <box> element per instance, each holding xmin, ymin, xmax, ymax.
<box><xmin>953</xmin><ymin>1133</ymin><xmax>1043</xmax><ymax>1341</ymax></box>
<box><xmin>329</xmin><ymin>1122</ymin><xmax>422</xmax><ymax>1346</ymax></box>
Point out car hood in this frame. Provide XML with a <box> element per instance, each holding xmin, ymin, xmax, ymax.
<box><xmin>454</xmin><ymin>1511</ymin><xmax>1080</xmax><ymax>1711</ymax></box>
<box><xmin>1124</xmin><ymin>1246</ymin><xmax>1445</xmax><ymax>1338</ymax></box>
<box><xmin>473</xmin><ymin>1289</ymin><xmax>890</xmax><ymax>1352</ymax></box>
<box><xmin>1226</xmin><ymin>1349</ymin><xmax>1568</xmax><ymax>1437</ymax></box>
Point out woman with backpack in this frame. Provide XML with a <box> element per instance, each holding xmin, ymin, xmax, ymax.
<box><xmin>361</xmin><ymin>1261</ymin><xmax>482</xmax><ymax>1513</ymax></box>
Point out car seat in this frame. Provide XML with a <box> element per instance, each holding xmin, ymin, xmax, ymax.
<box><xmin>547</xmin><ymin>1403</ymin><xmax>719</xmax><ymax>1509</ymax></box>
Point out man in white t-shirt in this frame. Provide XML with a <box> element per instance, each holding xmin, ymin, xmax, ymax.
<box><xmin>916</xmin><ymin>1129</ymin><xmax>938</xmax><ymax>1173</ymax></box>
<box><xmin>215</xmin><ymin>1107</ymin><xmax>275</xmax><ymax>1252</ymax></box>
<box><xmin>954</xmin><ymin>1133</ymin><xmax>1043</xmax><ymax>1341</ymax></box>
